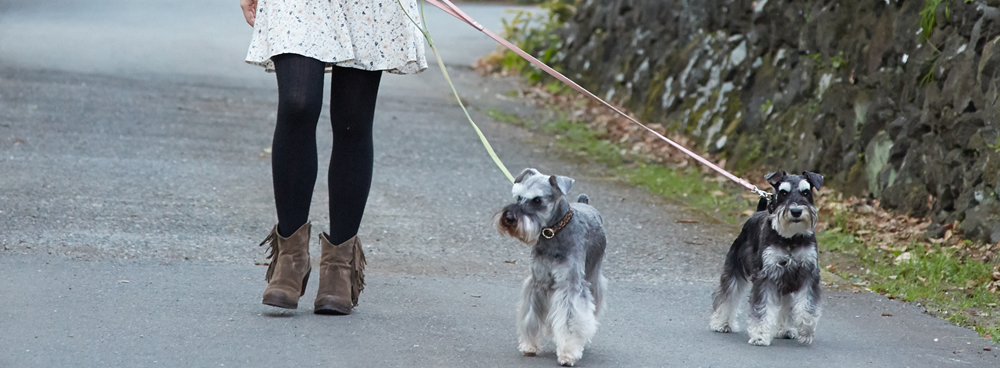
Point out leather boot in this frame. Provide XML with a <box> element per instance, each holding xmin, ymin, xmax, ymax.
<box><xmin>259</xmin><ymin>223</ymin><xmax>312</xmax><ymax>309</ymax></box>
<box><xmin>314</xmin><ymin>233</ymin><xmax>366</xmax><ymax>315</ymax></box>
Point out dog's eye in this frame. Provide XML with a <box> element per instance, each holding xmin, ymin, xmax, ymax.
<box><xmin>779</xmin><ymin>189</ymin><xmax>789</xmax><ymax>196</ymax></box>
<box><xmin>531</xmin><ymin>197</ymin><xmax>542</xmax><ymax>205</ymax></box>
<box><xmin>801</xmin><ymin>189</ymin><xmax>811</xmax><ymax>196</ymax></box>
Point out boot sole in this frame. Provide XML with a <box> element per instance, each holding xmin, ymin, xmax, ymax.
<box><xmin>262</xmin><ymin>299</ymin><xmax>298</xmax><ymax>309</ymax></box>
<box><xmin>314</xmin><ymin>304</ymin><xmax>351</xmax><ymax>315</ymax></box>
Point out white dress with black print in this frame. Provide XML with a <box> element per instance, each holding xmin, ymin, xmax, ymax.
<box><xmin>245</xmin><ymin>0</ymin><xmax>428</xmax><ymax>74</ymax></box>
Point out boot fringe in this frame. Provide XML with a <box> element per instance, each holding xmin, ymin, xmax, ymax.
<box><xmin>258</xmin><ymin>226</ymin><xmax>279</xmax><ymax>282</ymax></box>
<box><xmin>351</xmin><ymin>238</ymin><xmax>367</xmax><ymax>307</ymax></box>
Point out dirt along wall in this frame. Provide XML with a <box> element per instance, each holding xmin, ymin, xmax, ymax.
<box><xmin>545</xmin><ymin>0</ymin><xmax>1000</xmax><ymax>242</ymax></box>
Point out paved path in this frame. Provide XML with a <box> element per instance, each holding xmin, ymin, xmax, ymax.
<box><xmin>1</xmin><ymin>0</ymin><xmax>998</xmax><ymax>367</ymax></box>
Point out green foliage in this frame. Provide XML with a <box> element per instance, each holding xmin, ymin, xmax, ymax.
<box><xmin>806</xmin><ymin>99</ymin><xmax>820</xmax><ymax>114</ymax></box>
<box><xmin>919</xmin><ymin>46</ymin><xmax>942</xmax><ymax>86</ymax></box>
<box><xmin>920</xmin><ymin>0</ymin><xmax>949</xmax><ymax>39</ymax></box>
<box><xmin>989</xmin><ymin>136</ymin><xmax>1000</xmax><ymax>153</ymax></box>
<box><xmin>829</xmin><ymin>51</ymin><xmax>846</xmax><ymax>69</ymax></box>
<box><xmin>499</xmin><ymin>0</ymin><xmax>575</xmax><ymax>83</ymax></box>
<box><xmin>758</xmin><ymin>99</ymin><xmax>772</xmax><ymax>115</ymax></box>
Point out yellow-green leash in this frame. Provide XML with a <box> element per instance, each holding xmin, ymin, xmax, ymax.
<box><xmin>398</xmin><ymin>0</ymin><xmax>515</xmax><ymax>184</ymax></box>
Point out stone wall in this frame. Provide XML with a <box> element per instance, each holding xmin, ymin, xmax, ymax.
<box><xmin>550</xmin><ymin>0</ymin><xmax>1000</xmax><ymax>242</ymax></box>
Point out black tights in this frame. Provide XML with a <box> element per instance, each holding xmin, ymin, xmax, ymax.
<box><xmin>271</xmin><ymin>54</ymin><xmax>382</xmax><ymax>244</ymax></box>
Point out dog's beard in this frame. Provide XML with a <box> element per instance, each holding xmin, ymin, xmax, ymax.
<box><xmin>493</xmin><ymin>210</ymin><xmax>542</xmax><ymax>245</ymax></box>
<box><xmin>771</xmin><ymin>205</ymin><xmax>818</xmax><ymax>238</ymax></box>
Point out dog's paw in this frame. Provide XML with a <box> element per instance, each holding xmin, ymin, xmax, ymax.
<box><xmin>776</xmin><ymin>329</ymin><xmax>797</xmax><ymax>339</ymax></box>
<box><xmin>796</xmin><ymin>330</ymin><xmax>814</xmax><ymax>345</ymax></box>
<box><xmin>556</xmin><ymin>343</ymin><xmax>584</xmax><ymax>366</ymax></box>
<box><xmin>557</xmin><ymin>355</ymin><xmax>578</xmax><ymax>367</ymax></box>
<box><xmin>518</xmin><ymin>343</ymin><xmax>539</xmax><ymax>357</ymax></box>
<box><xmin>711</xmin><ymin>323</ymin><xmax>732</xmax><ymax>333</ymax></box>
<box><xmin>748</xmin><ymin>336</ymin><xmax>772</xmax><ymax>346</ymax></box>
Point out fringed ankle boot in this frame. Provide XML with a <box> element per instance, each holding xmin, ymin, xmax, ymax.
<box><xmin>314</xmin><ymin>233</ymin><xmax>366</xmax><ymax>315</ymax></box>
<box><xmin>259</xmin><ymin>223</ymin><xmax>312</xmax><ymax>309</ymax></box>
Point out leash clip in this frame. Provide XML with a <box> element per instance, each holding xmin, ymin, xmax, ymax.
<box><xmin>751</xmin><ymin>185</ymin><xmax>772</xmax><ymax>199</ymax></box>
<box><xmin>541</xmin><ymin>228</ymin><xmax>556</xmax><ymax>239</ymax></box>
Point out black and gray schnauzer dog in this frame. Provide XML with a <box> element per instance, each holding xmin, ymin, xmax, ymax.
<box><xmin>710</xmin><ymin>170</ymin><xmax>824</xmax><ymax>346</ymax></box>
<box><xmin>493</xmin><ymin>168</ymin><xmax>607</xmax><ymax>367</ymax></box>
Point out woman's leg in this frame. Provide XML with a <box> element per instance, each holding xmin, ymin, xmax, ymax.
<box><xmin>326</xmin><ymin>65</ymin><xmax>382</xmax><ymax>244</ymax></box>
<box><xmin>271</xmin><ymin>54</ymin><xmax>325</xmax><ymax>237</ymax></box>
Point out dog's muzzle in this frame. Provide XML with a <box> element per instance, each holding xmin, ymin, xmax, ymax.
<box><xmin>503</xmin><ymin>211</ymin><xmax>518</xmax><ymax>227</ymax></box>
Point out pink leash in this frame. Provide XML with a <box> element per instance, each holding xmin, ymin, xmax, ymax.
<box><xmin>425</xmin><ymin>0</ymin><xmax>770</xmax><ymax>198</ymax></box>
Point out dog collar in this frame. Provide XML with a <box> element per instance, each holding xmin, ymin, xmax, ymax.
<box><xmin>541</xmin><ymin>209</ymin><xmax>573</xmax><ymax>239</ymax></box>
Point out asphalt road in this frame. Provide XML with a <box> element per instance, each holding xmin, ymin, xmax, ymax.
<box><xmin>1</xmin><ymin>0</ymin><xmax>998</xmax><ymax>367</ymax></box>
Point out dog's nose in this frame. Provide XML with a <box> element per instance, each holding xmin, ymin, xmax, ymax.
<box><xmin>790</xmin><ymin>207</ymin><xmax>803</xmax><ymax>218</ymax></box>
<box><xmin>504</xmin><ymin>212</ymin><xmax>517</xmax><ymax>225</ymax></box>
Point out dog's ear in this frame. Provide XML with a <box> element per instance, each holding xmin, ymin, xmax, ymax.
<box><xmin>548</xmin><ymin>175</ymin><xmax>575</xmax><ymax>195</ymax></box>
<box><xmin>514</xmin><ymin>168</ymin><xmax>540</xmax><ymax>184</ymax></box>
<box><xmin>803</xmin><ymin>171</ymin><xmax>824</xmax><ymax>190</ymax></box>
<box><xmin>765</xmin><ymin>170</ymin><xmax>787</xmax><ymax>188</ymax></box>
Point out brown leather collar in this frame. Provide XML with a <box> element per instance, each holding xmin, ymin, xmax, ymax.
<box><xmin>541</xmin><ymin>209</ymin><xmax>573</xmax><ymax>239</ymax></box>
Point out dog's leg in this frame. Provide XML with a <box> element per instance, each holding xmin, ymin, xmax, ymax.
<box><xmin>549</xmin><ymin>265</ymin><xmax>597</xmax><ymax>367</ymax></box>
<box><xmin>587</xmin><ymin>269</ymin><xmax>608</xmax><ymax>319</ymax></box>
<box><xmin>747</xmin><ymin>281</ymin><xmax>780</xmax><ymax>346</ymax></box>
<box><xmin>710</xmin><ymin>270</ymin><xmax>749</xmax><ymax>333</ymax></box>
<box><xmin>790</xmin><ymin>276</ymin><xmax>822</xmax><ymax>344</ymax></box>
<box><xmin>517</xmin><ymin>275</ymin><xmax>548</xmax><ymax>356</ymax></box>
<box><xmin>775</xmin><ymin>294</ymin><xmax>797</xmax><ymax>339</ymax></box>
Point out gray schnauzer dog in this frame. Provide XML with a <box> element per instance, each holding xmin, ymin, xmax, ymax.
<box><xmin>493</xmin><ymin>168</ymin><xmax>607</xmax><ymax>367</ymax></box>
<box><xmin>710</xmin><ymin>170</ymin><xmax>824</xmax><ymax>346</ymax></box>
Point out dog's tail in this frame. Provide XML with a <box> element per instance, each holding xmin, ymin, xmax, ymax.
<box><xmin>577</xmin><ymin>194</ymin><xmax>589</xmax><ymax>204</ymax></box>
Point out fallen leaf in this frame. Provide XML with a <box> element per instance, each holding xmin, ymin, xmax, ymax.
<box><xmin>504</xmin><ymin>260</ymin><xmax>517</xmax><ymax>264</ymax></box>
<box><xmin>881</xmin><ymin>313</ymin><xmax>892</xmax><ymax>317</ymax></box>
<box><xmin>676</xmin><ymin>219</ymin><xmax>699</xmax><ymax>224</ymax></box>
<box><xmin>117</xmin><ymin>280</ymin><xmax>129</xmax><ymax>284</ymax></box>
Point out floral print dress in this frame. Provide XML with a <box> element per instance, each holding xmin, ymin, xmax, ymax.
<box><xmin>245</xmin><ymin>0</ymin><xmax>428</xmax><ymax>74</ymax></box>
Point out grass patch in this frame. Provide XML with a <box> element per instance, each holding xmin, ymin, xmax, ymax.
<box><xmin>485</xmin><ymin>109</ymin><xmax>529</xmax><ymax>127</ymax></box>
<box><xmin>919</xmin><ymin>0</ymin><xmax>947</xmax><ymax>40</ymax></box>
<box><xmin>622</xmin><ymin>164</ymin><xmax>751</xmax><ymax>224</ymax></box>
<box><xmin>819</xmin><ymin>215</ymin><xmax>1000</xmax><ymax>341</ymax></box>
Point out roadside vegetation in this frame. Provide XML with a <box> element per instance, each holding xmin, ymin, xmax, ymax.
<box><xmin>473</xmin><ymin>0</ymin><xmax>1000</xmax><ymax>342</ymax></box>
